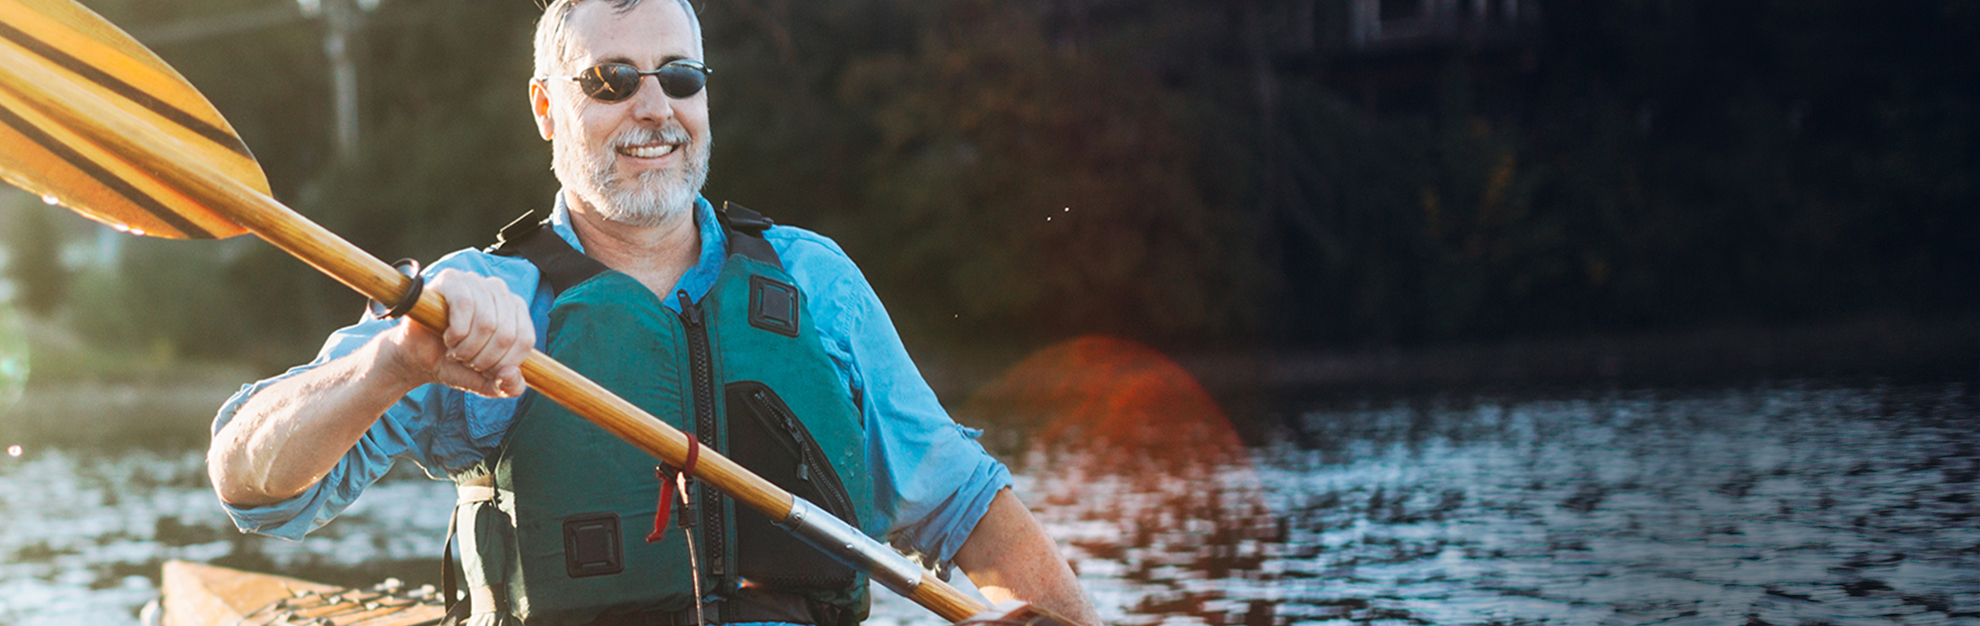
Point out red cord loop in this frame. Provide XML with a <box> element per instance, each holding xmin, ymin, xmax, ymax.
<box><xmin>647</xmin><ymin>438</ymin><xmax>701</xmax><ymax>543</ymax></box>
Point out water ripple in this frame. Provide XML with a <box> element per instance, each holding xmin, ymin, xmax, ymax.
<box><xmin>0</xmin><ymin>382</ymin><xmax>1974</xmax><ymax>625</ymax></box>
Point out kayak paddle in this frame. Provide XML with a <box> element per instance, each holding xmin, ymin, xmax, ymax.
<box><xmin>0</xmin><ymin>1</ymin><xmax>1057</xmax><ymax>622</ymax></box>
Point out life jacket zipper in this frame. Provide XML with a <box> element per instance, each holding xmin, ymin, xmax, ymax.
<box><xmin>677</xmin><ymin>290</ymin><xmax>725</xmax><ymax>582</ymax></box>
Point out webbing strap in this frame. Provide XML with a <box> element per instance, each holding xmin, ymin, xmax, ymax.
<box><xmin>487</xmin><ymin>210</ymin><xmax>610</xmax><ymax>296</ymax></box>
<box><xmin>468</xmin><ymin>585</ymin><xmax>498</xmax><ymax>613</ymax></box>
<box><xmin>719</xmin><ymin>202</ymin><xmax>783</xmax><ymax>270</ymax></box>
<box><xmin>444</xmin><ymin>477</ymin><xmax>500</xmax><ymax>622</ymax></box>
<box><xmin>457</xmin><ymin>485</ymin><xmax>496</xmax><ymax>504</ymax></box>
<box><xmin>486</xmin><ymin>203</ymin><xmax>785</xmax><ymax>297</ymax></box>
<box><xmin>442</xmin><ymin>500</ymin><xmax>464</xmax><ymax>618</ymax></box>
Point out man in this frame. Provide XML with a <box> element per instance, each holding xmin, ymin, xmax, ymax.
<box><xmin>206</xmin><ymin>0</ymin><xmax>1100</xmax><ymax>624</ymax></box>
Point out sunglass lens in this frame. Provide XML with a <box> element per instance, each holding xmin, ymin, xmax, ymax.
<box><xmin>578</xmin><ymin>63</ymin><xmax>642</xmax><ymax>103</ymax></box>
<box><xmin>657</xmin><ymin>65</ymin><xmax>707</xmax><ymax>99</ymax></box>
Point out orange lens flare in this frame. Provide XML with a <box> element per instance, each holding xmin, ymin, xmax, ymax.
<box><xmin>965</xmin><ymin>335</ymin><xmax>1245</xmax><ymax>470</ymax></box>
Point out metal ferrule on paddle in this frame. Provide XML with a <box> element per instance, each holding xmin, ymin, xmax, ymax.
<box><xmin>0</xmin><ymin>1</ymin><xmax>991</xmax><ymax>621</ymax></box>
<box><xmin>782</xmin><ymin>499</ymin><xmax>927</xmax><ymax>597</ymax></box>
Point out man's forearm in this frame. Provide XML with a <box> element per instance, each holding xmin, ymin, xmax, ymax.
<box><xmin>954</xmin><ymin>488</ymin><xmax>1102</xmax><ymax>626</ymax></box>
<box><xmin>208</xmin><ymin>336</ymin><xmax>420</xmax><ymax>507</ymax></box>
<box><xmin>209</xmin><ymin>270</ymin><xmax>535</xmax><ymax>508</ymax></box>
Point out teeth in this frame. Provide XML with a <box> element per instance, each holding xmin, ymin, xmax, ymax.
<box><xmin>622</xmin><ymin>143</ymin><xmax>677</xmax><ymax>158</ymax></box>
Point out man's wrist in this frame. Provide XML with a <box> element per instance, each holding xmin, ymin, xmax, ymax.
<box><xmin>365</xmin><ymin>325</ymin><xmax>436</xmax><ymax>398</ymax></box>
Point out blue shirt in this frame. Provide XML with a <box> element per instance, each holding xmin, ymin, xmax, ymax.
<box><xmin>213</xmin><ymin>195</ymin><xmax>1011</xmax><ymax>567</ymax></box>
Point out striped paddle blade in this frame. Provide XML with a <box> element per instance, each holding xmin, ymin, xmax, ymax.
<box><xmin>0</xmin><ymin>0</ymin><xmax>260</xmax><ymax>239</ymax></box>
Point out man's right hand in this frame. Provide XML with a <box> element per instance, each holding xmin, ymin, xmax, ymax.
<box><xmin>209</xmin><ymin>268</ymin><xmax>535</xmax><ymax>507</ymax></box>
<box><xmin>382</xmin><ymin>268</ymin><xmax>536</xmax><ymax>399</ymax></box>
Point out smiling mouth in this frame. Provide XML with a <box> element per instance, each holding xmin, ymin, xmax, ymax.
<box><xmin>618</xmin><ymin>142</ymin><xmax>679</xmax><ymax>159</ymax></box>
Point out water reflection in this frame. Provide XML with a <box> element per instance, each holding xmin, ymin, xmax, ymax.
<box><xmin>0</xmin><ymin>381</ymin><xmax>1975</xmax><ymax>625</ymax></box>
<box><xmin>0</xmin><ymin>448</ymin><xmax>451</xmax><ymax>625</ymax></box>
<box><xmin>1012</xmin><ymin>383</ymin><xmax>1980</xmax><ymax>626</ymax></box>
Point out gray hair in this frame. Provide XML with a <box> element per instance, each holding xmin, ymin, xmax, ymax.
<box><xmin>533</xmin><ymin>0</ymin><xmax>702</xmax><ymax>78</ymax></box>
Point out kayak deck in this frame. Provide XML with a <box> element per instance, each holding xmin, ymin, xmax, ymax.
<box><xmin>159</xmin><ymin>560</ymin><xmax>445</xmax><ymax>626</ymax></box>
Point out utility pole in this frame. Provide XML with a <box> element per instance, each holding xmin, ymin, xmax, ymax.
<box><xmin>132</xmin><ymin>1</ymin><xmax>372</xmax><ymax>163</ymax></box>
<box><xmin>318</xmin><ymin>0</ymin><xmax>361</xmax><ymax>162</ymax></box>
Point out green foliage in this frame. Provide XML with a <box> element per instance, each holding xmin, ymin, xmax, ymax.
<box><xmin>1239</xmin><ymin>0</ymin><xmax>1980</xmax><ymax>345</ymax></box>
<box><xmin>69</xmin><ymin>239</ymin><xmax>248</xmax><ymax>360</ymax></box>
<box><xmin>115</xmin><ymin>0</ymin><xmax>551</xmax><ymax>367</ymax></box>
<box><xmin>831</xmin><ymin>0</ymin><xmax>1258</xmax><ymax>343</ymax></box>
<box><xmin>304</xmin><ymin>0</ymin><xmax>555</xmax><ymax>256</ymax></box>
<box><xmin>0</xmin><ymin>301</ymin><xmax>25</xmax><ymax>411</ymax></box>
<box><xmin>1521</xmin><ymin>0</ymin><xmax>1980</xmax><ymax>327</ymax></box>
<box><xmin>693</xmin><ymin>0</ymin><xmax>1268</xmax><ymax>348</ymax></box>
<box><xmin>5</xmin><ymin>202</ymin><xmax>69</xmax><ymax>317</ymax></box>
<box><xmin>67</xmin><ymin>269</ymin><xmax>131</xmax><ymax>349</ymax></box>
<box><xmin>30</xmin><ymin>0</ymin><xmax>1977</xmax><ymax>362</ymax></box>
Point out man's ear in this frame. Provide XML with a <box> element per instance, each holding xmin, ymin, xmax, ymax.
<box><xmin>530</xmin><ymin>81</ymin><xmax>555</xmax><ymax>140</ymax></box>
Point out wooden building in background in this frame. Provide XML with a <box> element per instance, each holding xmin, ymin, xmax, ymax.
<box><xmin>1345</xmin><ymin>0</ymin><xmax>1540</xmax><ymax>52</ymax></box>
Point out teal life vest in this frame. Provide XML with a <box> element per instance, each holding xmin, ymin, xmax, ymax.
<box><xmin>449</xmin><ymin>204</ymin><xmax>882</xmax><ymax>626</ymax></box>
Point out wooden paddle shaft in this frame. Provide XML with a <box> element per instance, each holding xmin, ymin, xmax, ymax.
<box><xmin>0</xmin><ymin>45</ymin><xmax>989</xmax><ymax>622</ymax></box>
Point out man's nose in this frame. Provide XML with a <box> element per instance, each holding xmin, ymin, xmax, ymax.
<box><xmin>626</xmin><ymin>75</ymin><xmax>678</xmax><ymax>120</ymax></box>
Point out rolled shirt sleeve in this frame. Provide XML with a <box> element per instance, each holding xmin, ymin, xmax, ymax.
<box><xmin>767</xmin><ymin>229</ymin><xmax>1013</xmax><ymax>567</ymax></box>
<box><xmin>211</xmin><ymin>251</ymin><xmax>541</xmax><ymax>540</ymax></box>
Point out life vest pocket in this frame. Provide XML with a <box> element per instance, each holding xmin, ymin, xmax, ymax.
<box><xmin>727</xmin><ymin>381</ymin><xmax>860</xmax><ymax>590</ymax></box>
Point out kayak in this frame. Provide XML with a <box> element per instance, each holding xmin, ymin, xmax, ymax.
<box><xmin>150</xmin><ymin>560</ymin><xmax>445</xmax><ymax>626</ymax></box>
<box><xmin>149</xmin><ymin>559</ymin><xmax>1062</xmax><ymax>626</ymax></box>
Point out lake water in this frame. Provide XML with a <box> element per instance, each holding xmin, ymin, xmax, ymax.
<box><xmin>0</xmin><ymin>380</ymin><xmax>1974</xmax><ymax>625</ymax></box>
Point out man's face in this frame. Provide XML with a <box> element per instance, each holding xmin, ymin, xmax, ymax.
<box><xmin>534</xmin><ymin>0</ymin><xmax>710</xmax><ymax>227</ymax></box>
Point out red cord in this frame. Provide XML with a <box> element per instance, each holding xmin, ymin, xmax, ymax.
<box><xmin>647</xmin><ymin>438</ymin><xmax>700</xmax><ymax>543</ymax></box>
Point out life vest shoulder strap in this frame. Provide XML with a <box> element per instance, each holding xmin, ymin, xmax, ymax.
<box><xmin>486</xmin><ymin>209</ymin><xmax>610</xmax><ymax>296</ymax></box>
<box><xmin>486</xmin><ymin>201</ymin><xmax>785</xmax><ymax>296</ymax></box>
<box><xmin>717</xmin><ymin>202</ymin><xmax>784</xmax><ymax>270</ymax></box>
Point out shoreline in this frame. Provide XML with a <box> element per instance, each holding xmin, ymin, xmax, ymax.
<box><xmin>1191</xmin><ymin>316</ymin><xmax>1980</xmax><ymax>395</ymax></box>
<box><xmin>917</xmin><ymin>315</ymin><xmax>1980</xmax><ymax>401</ymax></box>
<box><xmin>6</xmin><ymin>316</ymin><xmax>1973</xmax><ymax>448</ymax></box>
<box><xmin>4</xmin><ymin>379</ymin><xmax>238</xmax><ymax>450</ymax></box>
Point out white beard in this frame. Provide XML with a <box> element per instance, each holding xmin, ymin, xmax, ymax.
<box><xmin>553</xmin><ymin>122</ymin><xmax>711</xmax><ymax>227</ymax></box>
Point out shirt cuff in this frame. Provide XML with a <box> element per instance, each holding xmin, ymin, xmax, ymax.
<box><xmin>894</xmin><ymin>447</ymin><xmax>1013</xmax><ymax>571</ymax></box>
<box><xmin>221</xmin><ymin>486</ymin><xmax>331</xmax><ymax>541</ymax></box>
<box><xmin>209</xmin><ymin>369</ymin><xmax>333</xmax><ymax>541</ymax></box>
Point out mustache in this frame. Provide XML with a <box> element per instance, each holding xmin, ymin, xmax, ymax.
<box><xmin>611</xmin><ymin>123</ymin><xmax>690</xmax><ymax>149</ymax></box>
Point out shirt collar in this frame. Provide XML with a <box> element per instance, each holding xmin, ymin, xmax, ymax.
<box><xmin>546</xmin><ymin>192</ymin><xmax>728</xmax><ymax>312</ymax></box>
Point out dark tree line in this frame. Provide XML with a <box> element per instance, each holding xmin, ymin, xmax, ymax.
<box><xmin>11</xmin><ymin>0</ymin><xmax>1974</xmax><ymax>367</ymax></box>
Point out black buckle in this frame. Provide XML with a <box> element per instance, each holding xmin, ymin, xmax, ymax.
<box><xmin>489</xmin><ymin>210</ymin><xmax>548</xmax><ymax>255</ymax></box>
<box><xmin>367</xmin><ymin>259</ymin><xmax>424</xmax><ymax>320</ymax></box>
<box><xmin>719</xmin><ymin>201</ymin><xmax>775</xmax><ymax>233</ymax></box>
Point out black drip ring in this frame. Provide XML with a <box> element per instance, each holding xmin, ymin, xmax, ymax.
<box><xmin>369</xmin><ymin>259</ymin><xmax>425</xmax><ymax>320</ymax></box>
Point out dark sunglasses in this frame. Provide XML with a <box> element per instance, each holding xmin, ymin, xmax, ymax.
<box><xmin>540</xmin><ymin>59</ymin><xmax>712</xmax><ymax>103</ymax></box>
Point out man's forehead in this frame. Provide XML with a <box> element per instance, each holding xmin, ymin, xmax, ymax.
<box><xmin>562</xmin><ymin>0</ymin><xmax>699</xmax><ymax>61</ymax></box>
